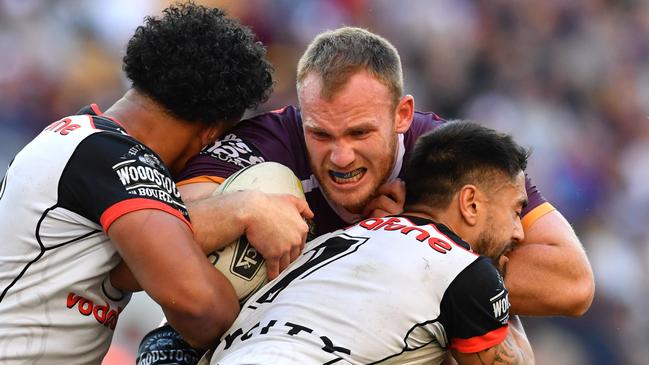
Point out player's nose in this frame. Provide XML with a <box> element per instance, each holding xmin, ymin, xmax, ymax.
<box><xmin>512</xmin><ymin>218</ymin><xmax>524</xmax><ymax>243</ymax></box>
<box><xmin>329</xmin><ymin>142</ymin><xmax>355</xmax><ymax>167</ymax></box>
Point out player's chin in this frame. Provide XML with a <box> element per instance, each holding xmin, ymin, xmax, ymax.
<box><xmin>328</xmin><ymin>190</ymin><xmax>372</xmax><ymax>213</ymax></box>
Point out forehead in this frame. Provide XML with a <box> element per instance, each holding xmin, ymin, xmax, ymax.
<box><xmin>299</xmin><ymin>71</ymin><xmax>394</xmax><ymax>130</ymax></box>
<box><xmin>490</xmin><ymin>171</ymin><xmax>527</xmax><ymax>202</ymax></box>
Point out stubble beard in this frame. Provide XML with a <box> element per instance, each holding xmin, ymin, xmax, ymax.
<box><xmin>474</xmin><ymin>214</ymin><xmax>510</xmax><ymax>268</ymax></box>
<box><xmin>309</xmin><ymin>137</ymin><xmax>397</xmax><ymax>214</ymax></box>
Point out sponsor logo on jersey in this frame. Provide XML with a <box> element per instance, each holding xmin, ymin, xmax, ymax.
<box><xmin>112</xmin><ymin>158</ymin><xmax>185</xmax><ymax>210</ymax></box>
<box><xmin>490</xmin><ymin>290</ymin><xmax>510</xmax><ymax>324</ymax></box>
<box><xmin>66</xmin><ymin>292</ymin><xmax>122</xmax><ymax>330</ymax></box>
<box><xmin>220</xmin><ymin>319</ymin><xmax>350</xmax><ymax>362</ymax></box>
<box><xmin>201</xmin><ymin>133</ymin><xmax>265</xmax><ymax>168</ymax></box>
<box><xmin>45</xmin><ymin>117</ymin><xmax>82</xmax><ymax>135</ymax></box>
<box><xmin>136</xmin><ymin>327</ymin><xmax>200</xmax><ymax>365</ymax></box>
<box><xmin>358</xmin><ymin>217</ymin><xmax>453</xmax><ymax>254</ymax></box>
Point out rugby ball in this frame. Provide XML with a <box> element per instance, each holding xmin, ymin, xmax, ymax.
<box><xmin>208</xmin><ymin>162</ymin><xmax>305</xmax><ymax>304</ymax></box>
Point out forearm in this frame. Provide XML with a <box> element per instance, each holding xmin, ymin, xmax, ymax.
<box><xmin>163</xmin><ymin>268</ymin><xmax>239</xmax><ymax>349</ymax></box>
<box><xmin>501</xmin><ymin>316</ymin><xmax>534</xmax><ymax>364</ymax></box>
<box><xmin>108</xmin><ymin>210</ymin><xmax>239</xmax><ymax>349</ymax></box>
<box><xmin>109</xmin><ymin>261</ymin><xmax>142</xmax><ymax>292</ymax></box>
<box><xmin>453</xmin><ymin>317</ymin><xmax>534</xmax><ymax>365</ymax></box>
<box><xmin>505</xmin><ymin>212</ymin><xmax>594</xmax><ymax>316</ymax></box>
<box><xmin>186</xmin><ymin>193</ymin><xmax>250</xmax><ymax>253</ymax></box>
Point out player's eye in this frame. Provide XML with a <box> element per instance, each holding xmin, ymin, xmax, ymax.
<box><xmin>309</xmin><ymin>130</ymin><xmax>330</xmax><ymax>140</ymax></box>
<box><xmin>350</xmin><ymin>129</ymin><xmax>369</xmax><ymax>138</ymax></box>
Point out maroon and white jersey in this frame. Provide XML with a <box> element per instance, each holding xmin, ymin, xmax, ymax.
<box><xmin>177</xmin><ymin>106</ymin><xmax>553</xmax><ymax>236</ymax></box>
<box><xmin>210</xmin><ymin>215</ymin><xmax>510</xmax><ymax>365</ymax></box>
<box><xmin>0</xmin><ymin>105</ymin><xmax>190</xmax><ymax>364</ymax></box>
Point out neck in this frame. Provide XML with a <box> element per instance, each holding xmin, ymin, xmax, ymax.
<box><xmin>102</xmin><ymin>89</ymin><xmax>201</xmax><ymax>175</ymax></box>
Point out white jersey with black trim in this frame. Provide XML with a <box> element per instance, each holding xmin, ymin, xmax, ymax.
<box><xmin>0</xmin><ymin>106</ymin><xmax>190</xmax><ymax>364</ymax></box>
<box><xmin>210</xmin><ymin>215</ymin><xmax>510</xmax><ymax>365</ymax></box>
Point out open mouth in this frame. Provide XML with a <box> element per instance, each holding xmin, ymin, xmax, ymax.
<box><xmin>329</xmin><ymin>168</ymin><xmax>366</xmax><ymax>184</ymax></box>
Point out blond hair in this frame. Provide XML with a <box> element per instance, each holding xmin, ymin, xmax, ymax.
<box><xmin>296</xmin><ymin>27</ymin><xmax>403</xmax><ymax>105</ymax></box>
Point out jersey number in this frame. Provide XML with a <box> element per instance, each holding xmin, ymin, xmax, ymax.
<box><xmin>249</xmin><ymin>234</ymin><xmax>368</xmax><ymax>309</ymax></box>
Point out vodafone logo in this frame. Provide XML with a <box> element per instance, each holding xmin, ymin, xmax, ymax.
<box><xmin>66</xmin><ymin>293</ymin><xmax>123</xmax><ymax>330</ymax></box>
<box><xmin>359</xmin><ymin>217</ymin><xmax>453</xmax><ymax>254</ymax></box>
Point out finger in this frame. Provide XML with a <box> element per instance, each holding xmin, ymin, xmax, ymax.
<box><xmin>378</xmin><ymin>179</ymin><xmax>405</xmax><ymax>205</ymax></box>
<box><xmin>279</xmin><ymin>252</ymin><xmax>291</xmax><ymax>274</ymax></box>
<box><xmin>361</xmin><ymin>196</ymin><xmax>384</xmax><ymax>217</ymax></box>
<box><xmin>375</xmin><ymin>179</ymin><xmax>400</xmax><ymax>194</ymax></box>
<box><xmin>266</xmin><ymin>258</ymin><xmax>280</xmax><ymax>280</ymax></box>
<box><xmin>367</xmin><ymin>208</ymin><xmax>391</xmax><ymax>219</ymax></box>
<box><xmin>361</xmin><ymin>195</ymin><xmax>401</xmax><ymax>218</ymax></box>
<box><xmin>290</xmin><ymin>243</ymin><xmax>301</xmax><ymax>262</ymax></box>
<box><xmin>393</xmin><ymin>179</ymin><xmax>406</xmax><ymax>205</ymax></box>
<box><xmin>288</xmin><ymin>195</ymin><xmax>314</xmax><ymax>219</ymax></box>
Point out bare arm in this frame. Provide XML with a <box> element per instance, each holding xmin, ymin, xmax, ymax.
<box><xmin>452</xmin><ymin>317</ymin><xmax>534</xmax><ymax>365</ymax></box>
<box><xmin>364</xmin><ymin>179</ymin><xmax>594</xmax><ymax>317</ymax></box>
<box><xmin>504</xmin><ymin>210</ymin><xmax>595</xmax><ymax>316</ymax></box>
<box><xmin>108</xmin><ymin>209</ymin><xmax>239</xmax><ymax>349</ymax></box>
<box><xmin>179</xmin><ymin>181</ymin><xmax>314</xmax><ymax>279</ymax></box>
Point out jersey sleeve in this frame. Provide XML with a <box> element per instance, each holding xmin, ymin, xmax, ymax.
<box><xmin>176</xmin><ymin>106</ymin><xmax>305</xmax><ymax>185</ymax></box>
<box><xmin>438</xmin><ymin>256</ymin><xmax>510</xmax><ymax>353</ymax></box>
<box><xmin>521</xmin><ymin>174</ymin><xmax>555</xmax><ymax>230</ymax></box>
<box><xmin>58</xmin><ymin>132</ymin><xmax>191</xmax><ymax>232</ymax></box>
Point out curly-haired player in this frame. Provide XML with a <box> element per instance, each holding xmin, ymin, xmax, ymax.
<box><xmin>0</xmin><ymin>3</ymin><xmax>312</xmax><ymax>364</ymax></box>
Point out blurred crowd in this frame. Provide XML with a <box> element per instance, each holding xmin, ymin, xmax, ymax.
<box><xmin>1</xmin><ymin>0</ymin><xmax>647</xmax><ymax>364</ymax></box>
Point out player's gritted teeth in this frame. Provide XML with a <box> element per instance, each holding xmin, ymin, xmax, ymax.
<box><xmin>329</xmin><ymin>168</ymin><xmax>366</xmax><ymax>184</ymax></box>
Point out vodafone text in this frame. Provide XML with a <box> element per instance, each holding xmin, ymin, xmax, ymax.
<box><xmin>358</xmin><ymin>217</ymin><xmax>453</xmax><ymax>254</ymax></box>
<box><xmin>45</xmin><ymin>118</ymin><xmax>80</xmax><ymax>135</ymax></box>
<box><xmin>66</xmin><ymin>292</ymin><xmax>122</xmax><ymax>330</ymax></box>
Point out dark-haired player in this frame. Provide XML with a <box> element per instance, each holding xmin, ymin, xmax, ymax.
<box><xmin>0</xmin><ymin>4</ymin><xmax>311</xmax><ymax>363</ymax></box>
<box><xmin>138</xmin><ymin>26</ymin><xmax>594</xmax><ymax>365</ymax></box>
<box><xmin>208</xmin><ymin>121</ymin><xmax>535</xmax><ymax>365</ymax></box>
<box><xmin>178</xmin><ymin>26</ymin><xmax>594</xmax><ymax>317</ymax></box>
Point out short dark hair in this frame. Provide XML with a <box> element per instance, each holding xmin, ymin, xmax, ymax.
<box><xmin>123</xmin><ymin>2</ymin><xmax>273</xmax><ymax>124</ymax></box>
<box><xmin>404</xmin><ymin>121</ymin><xmax>529</xmax><ymax>209</ymax></box>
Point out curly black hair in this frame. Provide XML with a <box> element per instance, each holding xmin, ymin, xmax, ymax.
<box><xmin>123</xmin><ymin>2</ymin><xmax>273</xmax><ymax>124</ymax></box>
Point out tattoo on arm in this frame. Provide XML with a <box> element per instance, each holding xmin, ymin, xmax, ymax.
<box><xmin>475</xmin><ymin>334</ymin><xmax>524</xmax><ymax>365</ymax></box>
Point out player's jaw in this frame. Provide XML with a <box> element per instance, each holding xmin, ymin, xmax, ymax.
<box><xmin>474</xmin><ymin>226</ymin><xmax>514</xmax><ymax>268</ymax></box>
<box><xmin>316</xmin><ymin>158</ymin><xmax>391</xmax><ymax>214</ymax></box>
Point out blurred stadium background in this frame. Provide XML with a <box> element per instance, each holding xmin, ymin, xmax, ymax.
<box><xmin>1</xmin><ymin>0</ymin><xmax>647</xmax><ymax>364</ymax></box>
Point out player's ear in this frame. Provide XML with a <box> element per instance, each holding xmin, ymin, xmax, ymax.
<box><xmin>458</xmin><ymin>184</ymin><xmax>479</xmax><ymax>226</ymax></box>
<box><xmin>394</xmin><ymin>95</ymin><xmax>414</xmax><ymax>134</ymax></box>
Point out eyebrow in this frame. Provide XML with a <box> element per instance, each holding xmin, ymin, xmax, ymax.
<box><xmin>304</xmin><ymin>121</ymin><xmax>378</xmax><ymax>133</ymax></box>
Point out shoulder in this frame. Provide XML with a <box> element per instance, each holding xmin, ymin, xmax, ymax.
<box><xmin>403</xmin><ymin>111</ymin><xmax>446</xmax><ymax>150</ymax></box>
<box><xmin>445</xmin><ymin>256</ymin><xmax>509</xmax><ymax>324</ymax></box>
<box><xmin>411</xmin><ymin>110</ymin><xmax>445</xmax><ymax>131</ymax></box>
<box><xmin>188</xmin><ymin>105</ymin><xmax>307</xmax><ymax>175</ymax></box>
<box><xmin>235</xmin><ymin>105</ymin><xmax>302</xmax><ymax>133</ymax></box>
